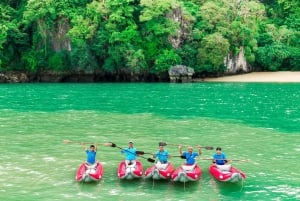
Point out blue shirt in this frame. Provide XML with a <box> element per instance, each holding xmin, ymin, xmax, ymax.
<box><xmin>213</xmin><ymin>153</ymin><xmax>226</xmax><ymax>165</ymax></box>
<box><xmin>121</xmin><ymin>147</ymin><xmax>136</xmax><ymax>161</ymax></box>
<box><xmin>86</xmin><ymin>150</ymin><xmax>96</xmax><ymax>164</ymax></box>
<box><xmin>155</xmin><ymin>150</ymin><xmax>169</xmax><ymax>163</ymax></box>
<box><xmin>182</xmin><ymin>152</ymin><xmax>198</xmax><ymax>165</ymax></box>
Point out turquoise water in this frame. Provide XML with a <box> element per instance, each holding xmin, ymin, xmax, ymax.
<box><xmin>0</xmin><ymin>83</ymin><xmax>299</xmax><ymax>201</ymax></box>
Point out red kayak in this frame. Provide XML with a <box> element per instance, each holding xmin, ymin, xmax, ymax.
<box><xmin>144</xmin><ymin>162</ymin><xmax>175</xmax><ymax>180</ymax></box>
<box><xmin>75</xmin><ymin>162</ymin><xmax>103</xmax><ymax>182</ymax></box>
<box><xmin>171</xmin><ymin>164</ymin><xmax>202</xmax><ymax>182</ymax></box>
<box><xmin>209</xmin><ymin>164</ymin><xmax>246</xmax><ymax>183</ymax></box>
<box><xmin>117</xmin><ymin>160</ymin><xmax>143</xmax><ymax>179</ymax></box>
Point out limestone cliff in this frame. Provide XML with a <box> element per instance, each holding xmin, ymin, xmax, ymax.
<box><xmin>224</xmin><ymin>46</ymin><xmax>251</xmax><ymax>74</ymax></box>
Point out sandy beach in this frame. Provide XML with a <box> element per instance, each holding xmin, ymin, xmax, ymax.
<box><xmin>199</xmin><ymin>71</ymin><xmax>300</xmax><ymax>83</ymax></box>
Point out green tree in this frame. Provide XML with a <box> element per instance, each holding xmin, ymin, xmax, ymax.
<box><xmin>0</xmin><ymin>24</ymin><xmax>8</xmax><ymax>68</ymax></box>
<box><xmin>197</xmin><ymin>33</ymin><xmax>230</xmax><ymax>72</ymax></box>
<box><xmin>0</xmin><ymin>3</ymin><xmax>29</xmax><ymax>70</ymax></box>
<box><xmin>198</xmin><ymin>0</ymin><xmax>265</xmax><ymax>70</ymax></box>
<box><xmin>99</xmin><ymin>0</ymin><xmax>144</xmax><ymax>73</ymax></box>
<box><xmin>139</xmin><ymin>0</ymin><xmax>179</xmax><ymax>72</ymax></box>
<box><xmin>256</xmin><ymin>23</ymin><xmax>299</xmax><ymax>70</ymax></box>
<box><xmin>154</xmin><ymin>49</ymin><xmax>181</xmax><ymax>73</ymax></box>
<box><xmin>256</xmin><ymin>43</ymin><xmax>290</xmax><ymax>71</ymax></box>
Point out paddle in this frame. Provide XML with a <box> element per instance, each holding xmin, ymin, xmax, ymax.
<box><xmin>172</xmin><ymin>155</ymin><xmax>186</xmax><ymax>159</ymax></box>
<box><xmin>171</xmin><ymin>156</ymin><xmax>248</xmax><ymax>162</ymax></box>
<box><xmin>199</xmin><ymin>158</ymin><xmax>249</xmax><ymax>162</ymax></box>
<box><xmin>109</xmin><ymin>142</ymin><xmax>155</xmax><ymax>163</ymax></box>
<box><xmin>140</xmin><ymin>152</ymin><xmax>187</xmax><ymax>159</ymax></box>
<box><xmin>159</xmin><ymin>142</ymin><xmax>214</xmax><ymax>150</ymax></box>
<box><xmin>63</xmin><ymin>139</ymin><xmax>112</xmax><ymax>146</ymax></box>
<box><xmin>135</xmin><ymin>151</ymin><xmax>153</xmax><ymax>155</ymax></box>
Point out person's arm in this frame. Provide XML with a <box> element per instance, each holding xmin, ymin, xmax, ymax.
<box><xmin>133</xmin><ymin>148</ymin><xmax>137</xmax><ymax>154</ymax></box>
<box><xmin>223</xmin><ymin>153</ymin><xmax>228</xmax><ymax>164</ymax></box>
<box><xmin>166</xmin><ymin>151</ymin><xmax>170</xmax><ymax>159</ymax></box>
<box><xmin>197</xmin><ymin>145</ymin><xmax>202</xmax><ymax>156</ymax></box>
<box><xmin>178</xmin><ymin>145</ymin><xmax>182</xmax><ymax>155</ymax></box>
<box><xmin>121</xmin><ymin>148</ymin><xmax>126</xmax><ymax>154</ymax></box>
<box><xmin>153</xmin><ymin>151</ymin><xmax>158</xmax><ymax>158</ymax></box>
<box><xmin>81</xmin><ymin>143</ymin><xmax>87</xmax><ymax>151</ymax></box>
<box><xmin>212</xmin><ymin>154</ymin><xmax>216</xmax><ymax>164</ymax></box>
<box><xmin>95</xmin><ymin>143</ymin><xmax>98</xmax><ymax>152</ymax></box>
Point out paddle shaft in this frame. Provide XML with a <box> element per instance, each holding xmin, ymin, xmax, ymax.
<box><xmin>170</xmin><ymin>156</ymin><xmax>248</xmax><ymax>162</ymax></box>
<box><xmin>63</xmin><ymin>139</ymin><xmax>111</xmax><ymax>146</ymax></box>
<box><xmin>200</xmin><ymin>158</ymin><xmax>249</xmax><ymax>162</ymax></box>
<box><xmin>159</xmin><ymin>142</ymin><xmax>213</xmax><ymax>150</ymax></box>
<box><xmin>112</xmin><ymin>144</ymin><xmax>155</xmax><ymax>163</ymax></box>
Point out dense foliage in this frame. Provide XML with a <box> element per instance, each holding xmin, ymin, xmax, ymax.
<box><xmin>0</xmin><ymin>0</ymin><xmax>299</xmax><ymax>75</ymax></box>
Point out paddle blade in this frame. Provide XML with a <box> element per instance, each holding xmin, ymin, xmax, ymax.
<box><xmin>136</xmin><ymin>151</ymin><xmax>145</xmax><ymax>155</ymax></box>
<box><xmin>63</xmin><ymin>140</ymin><xmax>70</xmax><ymax>144</ymax></box>
<box><xmin>180</xmin><ymin>155</ymin><xmax>186</xmax><ymax>159</ymax></box>
<box><xmin>204</xmin><ymin>146</ymin><xmax>214</xmax><ymax>150</ymax></box>
<box><xmin>159</xmin><ymin>142</ymin><xmax>167</xmax><ymax>146</ymax></box>
<box><xmin>147</xmin><ymin>158</ymin><xmax>155</xmax><ymax>163</ymax></box>
<box><xmin>103</xmin><ymin>142</ymin><xmax>113</xmax><ymax>147</ymax></box>
<box><xmin>109</xmin><ymin>142</ymin><xmax>116</xmax><ymax>147</ymax></box>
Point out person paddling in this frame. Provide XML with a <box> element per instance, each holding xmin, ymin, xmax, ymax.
<box><xmin>82</xmin><ymin>143</ymin><xmax>98</xmax><ymax>165</ymax></box>
<box><xmin>212</xmin><ymin>147</ymin><xmax>228</xmax><ymax>166</ymax></box>
<box><xmin>154</xmin><ymin>145</ymin><xmax>170</xmax><ymax>164</ymax></box>
<box><xmin>179</xmin><ymin>145</ymin><xmax>202</xmax><ymax>165</ymax></box>
<box><xmin>121</xmin><ymin>141</ymin><xmax>137</xmax><ymax>166</ymax></box>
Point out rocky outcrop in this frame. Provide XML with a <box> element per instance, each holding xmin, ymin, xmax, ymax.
<box><xmin>0</xmin><ymin>72</ymin><xmax>29</xmax><ymax>83</ymax></box>
<box><xmin>224</xmin><ymin>46</ymin><xmax>251</xmax><ymax>74</ymax></box>
<box><xmin>168</xmin><ymin>65</ymin><xmax>194</xmax><ymax>83</ymax></box>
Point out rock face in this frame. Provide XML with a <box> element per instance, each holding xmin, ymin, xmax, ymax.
<box><xmin>167</xmin><ymin>7</ymin><xmax>190</xmax><ymax>49</ymax></box>
<box><xmin>224</xmin><ymin>46</ymin><xmax>251</xmax><ymax>74</ymax></box>
<box><xmin>51</xmin><ymin>18</ymin><xmax>71</xmax><ymax>52</ymax></box>
<box><xmin>168</xmin><ymin>65</ymin><xmax>194</xmax><ymax>83</ymax></box>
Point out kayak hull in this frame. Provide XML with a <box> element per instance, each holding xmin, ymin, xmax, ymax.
<box><xmin>171</xmin><ymin>164</ymin><xmax>202</xmax><ymax>182</ymax></box>
<box><xmin>117</xmin><ymin>160</ymin><xmax>143</xmax><ymax>180</ymax></box>
<box><xmin>144</xmin><ymin>162</ymin><xmax>175</xmax><ymax>180</ymax></box>
<box><xmin>75</xmin><ymin>162</ymin><xmax>103</xmax><ymax>182</ymax></box>
<box><xmin>209</xmin><ymin>164</ymin><xmax>246</xmax><ymax>183</ymax></box>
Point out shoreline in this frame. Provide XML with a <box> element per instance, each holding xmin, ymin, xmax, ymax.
<box><xmin>1</xmin><ymin>71</ymin><xmax>300</xmax><ymax>83</ymax></box>
<box><xmin>198</xmin><ymin>71</ymin><xmax>300</xmax><ymax>83</ymax></box>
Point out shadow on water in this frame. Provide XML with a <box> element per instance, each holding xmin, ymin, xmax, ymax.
<box><xmin>75</xmin><ymin>180</ymin><xmax>103</xmax><ymax>190</ymax></box>
<box><xmin>72</xmin><ymin>180</ymin><xmax>106</xmax><ymax>200</ymax></box>
<box><xmin>143</xmin><ymin>178</ymin><xmax>174</xmax><ymax>190</ymax></box>
<box><xmin>209</xmin><ymin>178</ymin><xmax>246</xmax><ymax>198</ymax></box>
<box><xmin>114</xmin><ymin>177</ymin><xmax>147</xmax><ymax>191</ymax></box>
<box><xmin>171</xmin><ymin>180</ymin><xmax>201</xmax><ymax>191</ymax></box>
<box><xmin>116</xmin><ymin>178</ymin><xmax>144</xmax><ymax>185</ymax></box>
<box><xmin>138</xmin><ymin>176</ymin><xmax>202</xmax><ymax>191</ymax></box>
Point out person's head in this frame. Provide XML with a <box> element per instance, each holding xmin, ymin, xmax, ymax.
<box><xmin>128</xmin><ymin>141</ymin><xmax>134</xmax><ymax>147</ymax></box>
<box><xmin>216</xmin><ymin>147</ymin><xmax>222</xmax><ymax>154</ymax></box>
<box><xmin>187</xmin><ymin>146</ymin><xmax>193</xmax><ymax>153</ymax></box>
<box><xmin>90</xmin><ymin>145</ymin><xmax>95</xmax><ymax>152</ymax></box>
<box><xmin>159</xmin><ymin>145</ymin><xmax>164</xmax><ymax>151</ymax></box>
